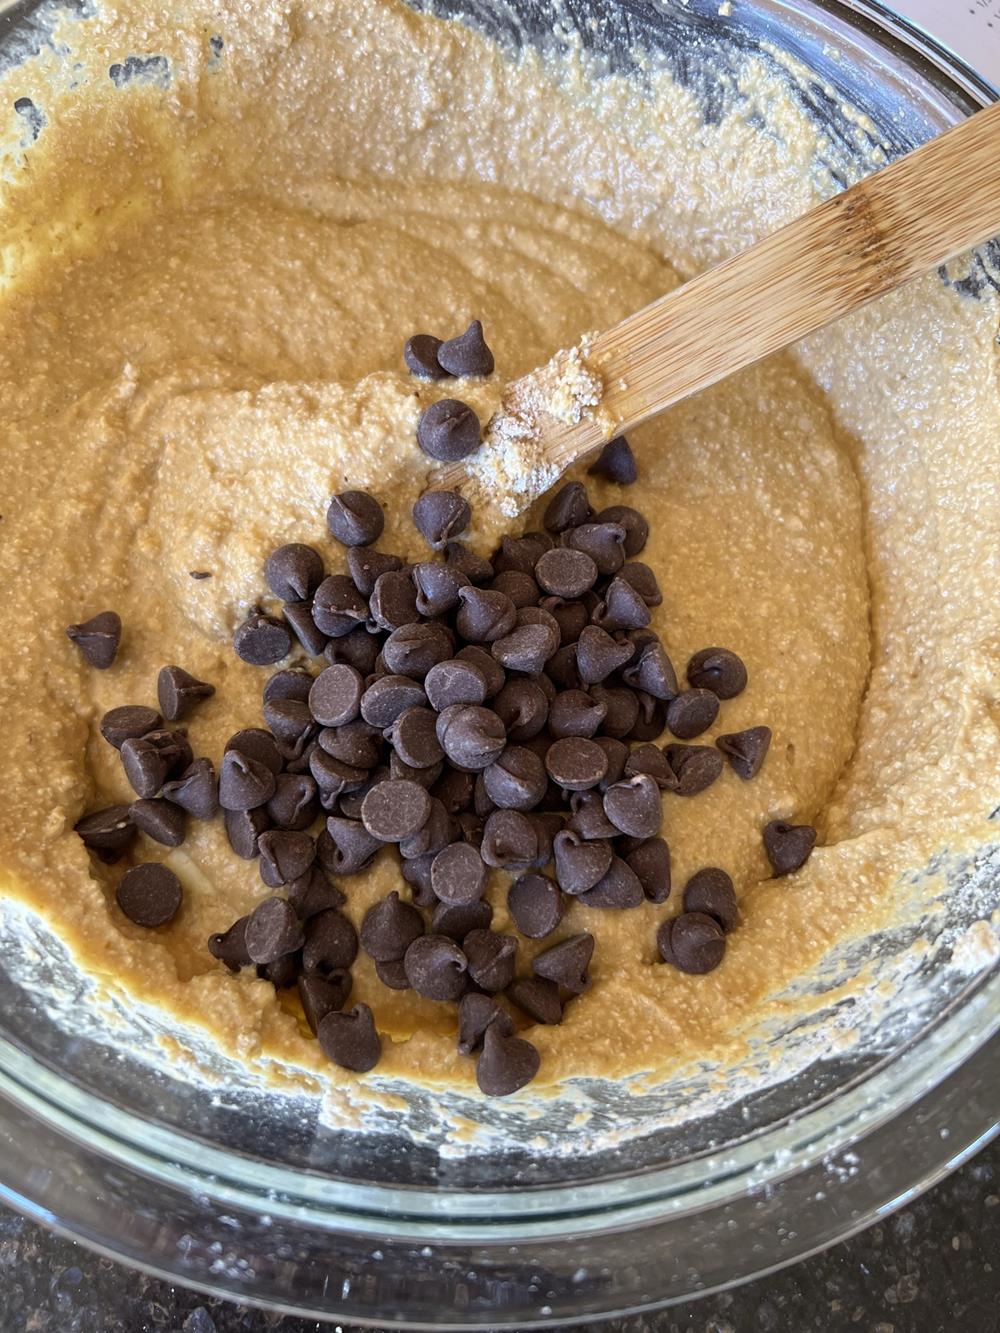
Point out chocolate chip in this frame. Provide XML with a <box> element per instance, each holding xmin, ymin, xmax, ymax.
<box><xmin>489</xmin><ymin>679</ymin><xmax>544</xmax><ymax>742</ymax></box>
<box><xmin>625</xmin><ymin>837</ymin><xmax>671</xmax><ymax>903</ymax></box>
<box><xmin>687</xmin><ymin>647</ymin><xmax>747</xmax><ymax>699</ymax></box>
<box><xmin>116</xmin><ymin>863</ymin><xmax>182</xmax><ymax>928</ymax></box>
<box><xmin>264</xmin><ymin>543</ymin><xmax>325</xmax><ymax>601</ymax></box>
<box><xmin>464</xmin><ymin>928</ymin><xmax>517</xmax><ymax>993</ymax></box>
<box><xmin>619</xmin><ymin>561</ymin><xmax>663</xmax><ymax>607</ymax></box>
<box><xmin>389</xmin><ymin>750</ymin><xmax>443</xmax><ymax>789</ymax></box>
<box><xmin>287</xmin><ymin>867</ymin><xmax>346</xmax><ymax>919</ymax></box>
<box><xmin>657</xmin><ymin>912</ymin><xmax>726</xmax><ymax>973</ymax></box>
<box><xmin>603</xmin><ymin>773</ymin><xmax>661</xmax><ymax>838</ymax></box>
<box><xmin>298</xmin><ymin>972</ymin><xmax>352</xmax><ymax>1034</ymax></box>
<box><xmin>223</xmin><ymin>806</ymin><xmax>270</xmax><ymax>859</ymax></box>
<box><xmin>567</xmin><ymin>789</ymin><xmax>619</xmax><ymax>840</ymax></box>
<box><xmin>317</xmin><ymin>720</ymin><xmax>380</xmax><ymax>771</ymax></box>
<box><xmin>482</xmin><ymin>746</ymin><xmax>548</xmax><ymax>811</ymax></box>
<box><xmin>318</xmin><ymin>1003</ymin><xmax>381</xmax><ymax>1072</ymax></box>
<box><xmin>664</xmin><ymin>744</ymin><xmax>724</xmax><ymax>796</ymax></box>
<box><xmin>628</xmin><ymin>691</ymin><xmax>669</xmax><ymax>742</ymax></box>
<box><xmin>591</xmin><ymin>576</ymin><xmax>651</xmax><ymax>633</ymax></box>
<box><xmin>543</xmin><ymin>481</ymin><xmax>593</xmax><ymax>535</ymax></box>
<box><xmin>302</xmin><ymin>908</ymin><xmax>358</xmax><ymax>976</ymax></box>
<box><xmin>372</xmin><ymin>957</ymin><xmax>408</xmax><ymax>989</ymax></box>
<box><xmin>507</xmin><ymin>976</ymin><xmax>562</xmax><ymax>1025</ymax></box>
<box><xmin>763</xmin><ymin>820</ymin><xmax>816</xmax><ymax>876</ymax></box>
<box><xmin>189</xmin><ymin>570</ymin><xmax>212</xmax><ymax>580</ymax></box>
<box><xmin>156</xmin><ymin>664</ymin><xmax>215</xmax><ymax>722</ymax></box>
<box><xmin>399</xmin><ymin>797</ymin><xmax>453</xmax><ymax>858</ymax></box>
<box><xmin>576</xmin><ymin>625</ymin><xmax>633</xmax><ymax>685</ymax></box>
<box><xmin>258</xmin><ymin>830</ymin><xmax>315</xmax><ymax>887</ymax></box>
<box><xmin>532</xmin><ymin>547</ymin><xmax>596</xmax><ymax>599</ymax></box>
<box><xmin>564</xmin><ymin>522</ymin><xmax>626</xmax><ymax>576</ymax></box>
<box><xmin>446</xmin><ymin>541</ymin><xmax>493</xmax><ymax>585</ymax></box>
<box><xmin>594</xmin><ymin>736</ymin><xmax>629</xmax><ymax>787</ymax></box>
<box><xmin>552</xmin><ymin>829</ymin><xmax>613</xmax><ymax>894</ymax></box>
<box><xmin>545</xmin><ymin>737</ymin><xmax>608</xmax><ymax>792</ymax></box>
<box><xmin>492</xmin><ymin>532</ymin><xmax>553</xmax><ymax>575</ymax></box>
<box><xmin>422</xmin><ymin>660</ymin><xmax>484</xmax><ymax>713</ymax></box>
<box><xmin>383</xmin><ymin>707</ymin><xmax>440</xmax><ymax>770</ymax></box>
<box><xmin>412</xmin><ymin>562</ymin><xmax>469</xmax><ymax>617</ymax></box>
<box><xmin>586</xmin><ymin>687</ymin><xmax>635</xmax><ymax>741</ymax></box>
<box><xmin>620</xmin><ymin>745</ymin><xmax>674</xmax><ymax>793</ymax></box>
<box><xmin>437</xmin><ymin>704</ymin><xmax>506</xmax><ymax>770</ymax></box>
<box><xmin>480</xmin><ymin>809</ymin><xmax>539</xmax><ymax>870</ymax></box>
<box><xmin>417</xmin><ymin>398</ymin><xmax>481</xmax><ymax>461</ymax></box>
<box><xmin>120</xmin><ymin>730</ymin><xmax>188</xmax><ymax>799</ymax></box>
<box><xmin>437</xmin><ymin>319</ymin><xmax>495</xmax><ymax>377</ymax></box>
<box><xmin>546</xmin><ymin>643</ymin><xmax>582</xmax><ymax>691</ymax></box>
<box><xmin>208</xmin><ymin>916</ymin><xmax>252</xmax><ymax>971</ymax></box>
<box><xmin>263</xmin><ymin>698</ymin><xmax>316</xmax><ymax>752</ymax></box>
<box><xmin>404</xmin><ymin>934</ymin><xmax>468</xmax><ymax>1000</ymax></box>
<box><xmin>382</xmin><ymin>623</ymin><xmax>452</xmax><ymax>679</ymax></box>
<box><xmin>326</xmin><ymin>490</ymin><xmax>385</xmax><ymax>547</ymax></box>
<box><xmin>433</xmin><ymin>767</ymin><xmax>476</xmax><ymax>816</ymax></box>
<box><xmin>309</xmin><ymin>746</ymin><xmax>368</xmax><ymax>794</ymax></box>
<box><xmin>307</xmin><ymin>664</ymin><xmax>363</xmax><ymax>729</ymax></box>
<box><xmin>224</xmin><ymin>728</ymin><xmax>282</xmax><ymax>775</ymax></box>
<box><xmin>360</xmin><ymin>891</ymin><xmax>424</xmax><ymax>962</ymax></box>
<box><xmin>430</xmin><ymin>893</ymin><xmax>492</xmax><ymax>943</ymax></box>
<box><xmin>361</xmin><ymin>674</ymin><xmax>426</xmax><ymax>728</ymax></box>
<box><xmin>547</xmin><ymin>689</ymin><xmax>606</xmax><ymax>739</ymax></box>
<box><xmin>456</xmin><ymin>644</ymin><xmax>505</xmax><ymax>698</ymax></box>
<box><xmin>242</xmin><ymin>896</ymin><xmax>304</xmax><ymax>964</ymax></box>
<box><xmin>404</xmin><ymin>332</ymin><xmax>448</xmax><ymax>380</ymax></box>
<box><xmin>683</xmin><ymin>867</ymin><xmax>738</xmax><ymax>932</ymax></box>
<box><xmin>423</xmin><ymin>843</ymin><xmax>485</xmax><ymax>908</ymax></box>
<box><xmin>664</xmin><ymin>688</ymin><xmax>719</xmax><ymax>740</ymax></box>
<box><xmin>361</xmin><ymin>779</ymin><xmax>432</xmax><ymax>842</ymax></box>
<box><xmin>541</xmin><ymin>595</ymin><xmax>589</xmax><ymax>646</ymax></box>
<box><xmin>312</xmin><ymin>575</ymin><xmax>369</xmax><ymax>638</ymax></box>
<box><xmin>347</xmin><ymin>547</ymin><xmax>405</xmax><ymax>599</ymax></box>
<box><xmin>491</xmin><ymin>623</ymin><xmax>557</xmax><ymax>676</ymax></box>
<box><xmin>717</xmin><ymin>726</ymin><xmax>771</xmax><ymax>780</ymax></box>
<box><xmin>531</xmin><ymin>810</ymin><xmax>563</xmax><ymax>867</ymax></box>
<box><xmin>489</xmin><ymin>569</ymin><xmax>540</xmax><ymax>609</ymax></box>
<box><xmin>595</xmin><ymin>505</ymin><xmax>647</xmax><ymax>557</ymax></box>
<box><xmin>233</xmin><ymin>612</ymin><xmax>291</xmax><ymax>666</ymax></box>
<box><xmin>587</xmin><ymin>435</ymin><xmax>637</xmax><ymax>485</ymax></box>
<box><xmin>579</xmin><ymin>855</ymin><xmax>644</xmax><ymax>909</ymax></box>
<box><xmin>622</xmin><ymin>639</ymin><xmax>678</xmax><ymax>700</ymax></box>
<box><xmin>458</xmin><ymin>992</ymin><xmax>513</xmax><ymax>1055</ymax></box>
<box><xmin>412</xmin><ymin>493</ymin><xmax>471</xmax><ymax>559</ymax></box>
<box><xmin>325</xmin><ymin>626</ymin><xmax>382</xmax><ymax>677</ymax></box>
<box><xmin>507</xmin><ymin>872</ymin><xmax>563</xmax><ymax>939</ymax></box>
<box><xmin>264</xmin><ymin>668</ymin><xmax>313</xmax><ymax>705</ymax></box>
<box><xmin>75</xmin><ymin>805</ymin><xmax>136</xmax><ymax>861</ymax></box>
<box><xmin>100</xmin><ymin>704</ymin><xmax>163</xmax><ymax>750</ymax></box>
<box><xmin>456</xmin><ymin>586</ymin><xmax>517</xmax><ymax>643</ymax></box>
<box><xmin>280</xmin><ymin>602</ymin><xmax>329</xmax><ymax>657</ymax></box>
<box><xmin>476</xmin><ymin>1024</ymin><xmax>540</xmax><ymax>1096</ymax></box>
<box><xmin>218</xmin><ymin>749</ymin><xmax>277</xmax><ymax>811</ymax></box>
<box><xmin>368</xmin><ymin>569</ymin><xmax>418</xmax><ymax>633</ymax></box>
<box><xmin>129</xmin><ymin>798</ymin><xmax>186</xmax><ymax>847</ymax></box>
<box><xmin>66</xmin><ymin>610</ymin><xmax>121</xmax><ymax>669</ymax></box>
<box><xmin>533</xmin><ymin>932</ymin><xmax>593</xmax><ymax>993</ymax></box>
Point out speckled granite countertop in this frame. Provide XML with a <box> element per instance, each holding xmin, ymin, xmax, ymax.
<box><xmin>0</xmin><ymin>1138</ymin><xmax>996</xmax><ymax>1332</ymax></box>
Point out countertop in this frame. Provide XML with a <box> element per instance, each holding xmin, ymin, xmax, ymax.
<box><xmin>0</xmin><ymin>1137</ymin><xmax>996</xmax><ymax>1332</ymax></box>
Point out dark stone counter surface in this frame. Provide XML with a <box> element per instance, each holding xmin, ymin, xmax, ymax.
<box><xmin>0</xmin><ymin>1138</ymin><xmax>996</xmax><ymax>1332</ymax></box>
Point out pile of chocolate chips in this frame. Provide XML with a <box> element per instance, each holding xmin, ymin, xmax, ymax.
<box><xmin>69</xmin><ymin>320</ymin><xmax>818</xmax><ymax>1098</ymax></box>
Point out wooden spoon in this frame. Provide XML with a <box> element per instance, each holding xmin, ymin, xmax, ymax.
<box><xmin>436</xmin><ymin>98</ymin><xmax>1000</xmax><ymax>508</ymax></box>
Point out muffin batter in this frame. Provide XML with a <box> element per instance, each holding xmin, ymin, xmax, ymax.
<box><xmin>0</xmin><ymin>0</ymin><xmax>996</xmax><ymax>1102</ymax></box>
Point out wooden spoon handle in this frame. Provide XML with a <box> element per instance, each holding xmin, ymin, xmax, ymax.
<box><xmin>447</xmin><ymin>98</ymin><xmax>1000</xmax><ymax>489</ymax></box>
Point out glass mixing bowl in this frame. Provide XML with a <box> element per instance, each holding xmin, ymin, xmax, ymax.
<box><xmin>0</xmin><ymin>0</ymin><xmax>997</xmax><ymax>1323</ymax></box>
